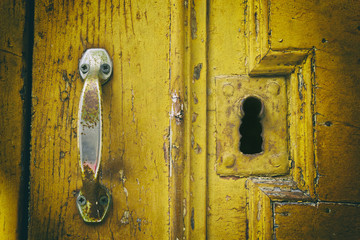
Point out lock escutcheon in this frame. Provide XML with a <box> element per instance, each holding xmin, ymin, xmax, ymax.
<box><xmin>216</xmin><ymin>75</ymin><xmax>289</xmax><ymax>177</ymax></box>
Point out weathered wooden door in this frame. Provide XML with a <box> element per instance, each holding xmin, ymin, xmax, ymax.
<box><xmin>1</xmin><ymin>0</ymin><xmax>360</xmax><ymax>239</ymax></box>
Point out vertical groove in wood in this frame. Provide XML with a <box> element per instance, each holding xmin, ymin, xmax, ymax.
<box><xmin>185</xmin><ymin>0</ymin><xmax>208</xmax><ymax>239</ymax></box>
<box><xmin>18</xmin><ymin>0</ymin><xmax>34</xmax><ymax>239</ymax></box>
<box><xmin>0</xmin><ymin>0</ymin><xmax>33</xmax><ymax>239</ymax></box>
<box><xmin>206</xmin><ymin>0</ymin><xmax>248</xmax><ymax>239</ymax></box>
<box><xmin>168</xmin><ymin>0</ymin><xmax>186</xmax><ymax>239</ymax></box>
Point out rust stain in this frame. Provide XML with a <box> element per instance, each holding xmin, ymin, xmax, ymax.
<box><xmin>190</xmin><ymin>7</ymin><xmax>197</xmax><ymax>39</ymax></box>
<box><xmin>192</xmin><ymin>112</ymin><xmax>198</xmax><ymax>123</ymax></box>
<box><xmin>297</xmin><ymin>68</ymin><xmax>304</xmax><ymax>101</ymax></box>
<box><xmin>194</xmin><ymin>144</ymin><xmax>202</xmax><ymax>154</ymax></box>
<box><xmin>78</xmin><ymin>173</ymin><xmax>110</xmax><ymax>222</ymax></box>
<box><xmin>191</xmin><ymin>132</ymin><xmax>195</xmax><ymax>149</ymax></box>
<box><xmin>82</xmin><ymin>81</ymin><xmax>100</xmax><ymax>129</ymax></box>
<box><xmin>193</xmin><ymin>63</ymin><xmax>202</xmax><ymax>82</ymax></box>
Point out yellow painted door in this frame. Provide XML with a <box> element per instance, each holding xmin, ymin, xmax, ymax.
<box><xmin>1</xmin><ymin>0</ymin><xmax>360</xmax><ymax>239</ymax></box>
<box><xmin>29</xmin><ymin>1</ymin><xmax>175</xmax><ymax>239</ymax></box>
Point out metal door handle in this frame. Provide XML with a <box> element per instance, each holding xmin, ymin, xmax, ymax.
<box><xmin>76</xmin><ymin>48</ymin><xmax>112</xmax><ymax>223</ymax></box>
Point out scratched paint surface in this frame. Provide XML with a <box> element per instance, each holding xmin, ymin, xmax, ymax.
<box><xmin>1</xmin><ymin>0</ymin><xmax>358</xmax><ymax>239</ymax></box>
<box><xmin>206</xmin><ymin>0</ymin><xmax>360</xmax><ymax>239</ymax></box>
<box><xmin>270</xmin><ymin>0</ymin><xmax>360</xmax><ymax>203</ymax></box>
<box><xmin>0</xmin><ymin>1</ymin><xmax>28</xmax><ymax>239</ymax></box>
<box><xmin>274</xmin><ymin>203</ymin><xmax>360</xmax><ymax>239</ymax></box>
<box><xmin>29</xmin><ymin>0</ymin><xmax>172</xmax><ymax>238</ymax></box>
<box><xmin>207</xmin><ymin>1</ymin><xmax>249</xmax><ymax>238</ymax></box>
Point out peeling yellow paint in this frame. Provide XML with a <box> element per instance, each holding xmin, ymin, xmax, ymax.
<box><xmin>1</xmin><ymin>0</ymin><xmax>359</xmax><ymax>239</ymax></box>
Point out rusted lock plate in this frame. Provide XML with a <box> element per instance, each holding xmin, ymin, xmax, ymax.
<box><xmin>216</xmin><ymin>75</ymin><xmax>289</xmax><ymax>177</ymax></box>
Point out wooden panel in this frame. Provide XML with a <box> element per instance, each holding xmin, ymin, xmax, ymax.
<box><xmin>182</xmin><ymin>0</ymin><xmax>208</xmax><ymax>239</ymax></box>
<box><xmin>169</xmin><ymin>1</ymin><xmax>185</xmax><ymax>239</ymax></box>
<box><xmin>0</xmin><ymin>1</ymin><xmax>28</xmax><ymax>239</ymax></box>
<box><xmin>29</xmin><ymin>0</ymin><xmax>177</xmax><ymax>238</ymax></box>
<box><xmin>247</xmin><ymin>178</ymin><xmax>313</xmax><ymax>240</ymax></box>
<box><xmin>208</xmin><ymin>0</ymin><xmax>247</xmax><ymax>77</ymax></box>
<box><xmin>246</xmin><ymin>0</ymin><xmax>317</xmax><ymax>197</ymax></box>
<box><xmin>274</xmin><ymin>202</ymin><xmax>360</xmax><ymax>239</ymax></box>
<box><xmin>207</xmin><ymin>0</ymin><xmax>248</xmax><ymax>239</ymax></box>
<box><xmin>269</xmin><ymin>0</ymin><xmax>360</xmax><ymax>202</ymax></box>
<box><xmin>26</xmin><ymin>0</ymin><xmax>360</xmax><ymax>239</ymax></box>
<box><xmin>209</xmin><ymin>0</ymin><xmax>360</xmax><ymax>238</ymax></box>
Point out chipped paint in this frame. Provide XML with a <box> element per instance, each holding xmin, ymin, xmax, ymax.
<box><xmin>190</xmin><ymin>7</ymin><xmax>197</xmax><ymax>39</ymax></box>
<box><xmin>192</xmin><ymin>112</ymin><xmax>198</xmax><ymax>123</ymax></box>
<box><xmin>297</xmin><ymin>67</ymin><xmax>304</xmax><ymax>101</ymax></box>
<box><xmin>192</xmin><ymin>63</ymin><xmax>202</xmax><ymax>82</ymax></box>
<box><xmin>215</xmin><ymin>75</ymin><xmax>288</xmax><ymax>177</ymax></box>
<box><xmin>190</xmin><ymin>208</ymin><xmax>195</xmax><ymax>230</ymax></box>
<box><xmin>170</xmin><ymin>91</ymin><xmax>184</xmax><ymax>125</ymax></box>
<box><xmin>121</xmin><ymin>210</ymin><xmax>130</xmax><ymax>225</ymax></box>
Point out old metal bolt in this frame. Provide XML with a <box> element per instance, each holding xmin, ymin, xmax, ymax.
<box><xmin>222</xmin><ymin>153</ymin><xmax>236</xmax><ymax>168</ymax></box>
<box><xmin>100</xmin><ymin>63</ymin><xmax>111</xmax><ymax>74</ymax></box>
<box><xmin>222</xmin><ymin>84</ymin><xmax>234</xmax><ymax>97</ymax></box>
<box><xmin>269</xmin><ymin>157</ymin><xmax>281</xmax><ymax>167</ymax></box>
<box><xmin>80</xmin><ymin>64</ymin><xmax>90</xmax><ymax>74</ymax></box>
<box><xmin>266</xmin><ymin>82</ymin><xmax>280</xmax><ymax>96</ymax></box>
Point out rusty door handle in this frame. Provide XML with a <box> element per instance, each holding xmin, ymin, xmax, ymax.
<box><xmin>76</xmin><ymin>48</ymin><xmax>112</xmax><ymax>223</ymax></box>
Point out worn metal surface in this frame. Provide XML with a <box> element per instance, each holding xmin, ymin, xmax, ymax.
<box><xmin>76</xmin><ymin>49</ymin><xmax>112</xmax><ymax>223</ymax></box>
<box><xmin>215</xmin><ymin>75</ymin><xmax>289</xmax><ymax>176</ymax></box>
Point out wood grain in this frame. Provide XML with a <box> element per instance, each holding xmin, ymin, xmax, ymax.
<box><xmin>30</xmin><ymin>0</ymin><xmax>175</xmax><ymax>238</ymax></box>
<box><xmin>22</xmin><ymin>0</ymin><xmax>360</xmax><ymax>239</ymax></box>
<box><xmin>274</xmin><ymin>202</ymin><xmax>360</xmax><ymax>239</ymax></box>
<box><xmin>207</xmin><ymin>1</ymin><xmax>248</xmax><ymax>239</ymax></box>
<box><xmin>0</xmin><ymin>1</ymin><xmax>29</xmax><ymax>239</ymax></box>
<box><xmin>270</xmin><ymin>0</ymin><xmax>360</xmax><ymax>202</ymax></box>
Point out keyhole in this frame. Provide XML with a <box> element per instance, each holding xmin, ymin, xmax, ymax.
<box><xmin>239</xmin><ymin>96</ymin><xmax>263</xmax><ymax>154</ymax></box>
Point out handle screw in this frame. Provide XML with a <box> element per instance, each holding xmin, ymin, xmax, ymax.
<box><xmin>80</xmin><ymin>64</ymin><xmax>90</xmax><ymax>74</ymax></box>
<box><xmin>99</xmin><ymin>195</ymin><xmax>109</xmax><ymax>206</ymax></box>
<box><xmin>77</xmin><ymin>195</ymin><xmax>87</xmax><ymax>206</ymax></box>
<box><xmin>100</xmin><ymin>63</ymin><xmax>111</xmax><ymax>74</ymax></box>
